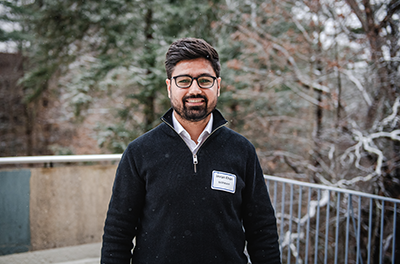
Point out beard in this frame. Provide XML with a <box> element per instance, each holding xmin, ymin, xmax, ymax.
<box><xmin>172</xmin><ymin>94</ymin><xmax>217</xmax><ymax>122</ymax></box>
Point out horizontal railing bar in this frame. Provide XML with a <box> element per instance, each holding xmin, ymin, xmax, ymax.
<box><xmin>264</xmin><ymin>175</ymin><xmax>400</xmax><ymax>203</ymax></box>
<box><xmin>0</xmin><ymin>154</ymin><xmax>122</xmax><ymax>164</ymax></box>
<box><xmin>1</xmin><ymin>155</ymin><xmax>399</xmax><ymax>204</ymax></box>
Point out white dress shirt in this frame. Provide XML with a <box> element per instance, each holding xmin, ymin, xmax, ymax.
<box><xmin>172</xmin><ymin>112</ymin><xmax>213</xmax><ymax>154</ymax></box>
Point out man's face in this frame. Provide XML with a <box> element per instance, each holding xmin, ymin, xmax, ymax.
<box><xmin>166</xmin><ymin>58</ymin><xmax>221</xmax><ymax>122</ymax></box>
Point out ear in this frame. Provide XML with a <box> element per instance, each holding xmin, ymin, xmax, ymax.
<box><xmin>166</xmin><ymin>78</ymin><xmax>171</xmax><ymax>98</ymax></box>
<box><xmin>217</xmin><ymin>77</ymin><xmax>221</xmax><ymax>97</ymax></box>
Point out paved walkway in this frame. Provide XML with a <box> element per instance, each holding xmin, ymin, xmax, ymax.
<box><xmin>0</xmin><ymin>243</ymin><xmax>101</xmax><ymax>264</ymax></box>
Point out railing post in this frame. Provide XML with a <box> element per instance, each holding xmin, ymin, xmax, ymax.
<box><xmin>380</xmin><ymin>201</ymin><xmax>385</xmax><ymax>264</ymax></box>
<box><xmin>305</xmin><ymin>187</ymin><xmax>311</xmax><ymax>264</ymax></box>
<box><xmin>287</xmin><ymin>184</ymin><xmax>293</xmax><ymax>264</ymax></box>
<box><xmin>356</xmin><ymin>196</ymin><xmax>361</xmax><ymax>264</ymax></box>
<box><xmin>367</xmin><ymin>198</ymin><xmax>373</xmax><ymax>264</ymax></box>
<box><xmin>393</xmin><ymin>203</ymin><xmax>397</xmax><ymax>264</ymax></box>
<box><xmin>280</xmin><ymin>183</ymin><xmax>286</xmax><ymax>263</ymax></box>
<box><xmin>296</xmin><ymin>186</ymin><xmax>302</xmax><ymax>264</ymax></box>
<box><xmin>324</xmin><ymin>190</ymin><xmax>331</xmax><ymax>264</ymax></box>
<box><xmin>314</xmin><ymin>189</ymin><xmax>321</xmax><ymax>264</ymax></box>
<box><xmin>335</xmin><ymin>192</ymin><xmax>340</xmax><ymax>264</ymax></box>
<box><xmin>345</xmin><ymin>194</ymin><xmax>352</xmax><ymax>264</ymax></box>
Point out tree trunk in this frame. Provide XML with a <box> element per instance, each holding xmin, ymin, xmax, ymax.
<box><xmin>143</xmin><ymin>3</ymin><xmax>156</xmax><ymax>131</ymax></box>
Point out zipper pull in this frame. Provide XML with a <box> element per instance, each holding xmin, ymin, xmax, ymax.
<box><xmin>193</xmin><ymin>154</ymin><xmax>198</xmax><ymax>173</ymax></box>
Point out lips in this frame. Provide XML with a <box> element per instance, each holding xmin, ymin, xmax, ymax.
<box><xmin>184</xmin><ymin>96</ymin><xmax>207</xmax><ymax>107</ymax></box>
<box><xmin>186</xmin><ymin>98</ymin><xmax>204</xmax><ymax>105</ymax></box>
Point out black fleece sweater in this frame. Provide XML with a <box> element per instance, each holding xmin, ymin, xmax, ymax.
<box><xmin>101</xmin><ymin>109</ymin><xmax>280</xmax><ymax>264</ymax></box>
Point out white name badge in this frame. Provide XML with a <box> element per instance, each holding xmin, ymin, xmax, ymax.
<box><xmin>211</xmin><ymin>170</ymin><xmax>236</xmax><ymax>194</ymax></box>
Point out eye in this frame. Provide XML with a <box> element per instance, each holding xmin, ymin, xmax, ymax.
<box><xmin>198</xmin><ymin>77</ymin><xmax>213</xmax><ymax>85</ymax></box>
<box><xmin>176</xmin><ymin>77</ymin><xmax>192</xmax><ymax>86</ymax></box>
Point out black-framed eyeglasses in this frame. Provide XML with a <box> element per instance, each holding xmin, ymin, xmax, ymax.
<box><xmin>171</xmin><ymin>74</ymin><xmax>217</xmax><ymax>89</ymax></box>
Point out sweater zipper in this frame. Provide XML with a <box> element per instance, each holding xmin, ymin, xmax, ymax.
<box><xmin>193</xmin><ymin>154</ymin><xmax>198</xmax><ymax>173</ymax></box>
<box><xmin>191</xmin><ymin>123</ymin><xmax>226</xmax><ymax>173</ymax></box>
<box><xmin>162</xmin><ymin>118</ymin><xmax>227</xmax><ymax>173</ymax></box>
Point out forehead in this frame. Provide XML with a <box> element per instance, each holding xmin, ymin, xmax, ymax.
<box><xmin>172</xmin><ymin>58</ymin><xmax>215</xmax><ymax>76</ymax></box>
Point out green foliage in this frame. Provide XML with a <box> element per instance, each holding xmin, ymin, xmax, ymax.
<box><xmin>1</xmin><ymin>0</ymin><xmax>223</xmax><ymax>153</ymax></box>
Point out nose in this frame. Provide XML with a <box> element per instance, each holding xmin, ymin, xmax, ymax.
<box><xmin>187</xmin><ymin>79</ymin><xmax>202</xmax><ymax>94</ymax></box>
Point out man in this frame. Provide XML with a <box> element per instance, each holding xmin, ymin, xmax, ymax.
<box><xmin>101</xmin><ymin>38</ymin><xmax>281</xmax><ymax>264</ymax></box>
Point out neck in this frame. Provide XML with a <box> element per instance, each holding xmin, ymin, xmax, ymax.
<box><xmin>174</xmin><ymin>111</ymin><xmax>211</xmax><ymax>143</ymax></box>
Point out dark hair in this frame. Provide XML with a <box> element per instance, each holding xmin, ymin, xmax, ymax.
<box><xmin>165</xmin><ymin>38</ymin><xmax>220</xmax><ymax>79</ymax></box>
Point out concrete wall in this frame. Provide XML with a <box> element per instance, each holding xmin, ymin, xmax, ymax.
<box><xmin>0</xmin><ymin>165</ymin><xmax>117</xmax><ymax>255</ymax></box>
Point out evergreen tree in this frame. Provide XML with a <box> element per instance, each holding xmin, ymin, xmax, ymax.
<box><xmin>1</xmin><ymin>0</ymin><xmax>222</xmax><ymax>153</ymax></box>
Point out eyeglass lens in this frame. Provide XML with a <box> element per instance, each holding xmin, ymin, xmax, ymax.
<box><xmin>175</xmin><ymin>76</ymin><xmax>215</xmax><ymax>88</ymax></box>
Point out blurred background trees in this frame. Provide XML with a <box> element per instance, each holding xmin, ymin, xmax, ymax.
<box><xmin>1</xmin><ymin>0</ymin><xmax>399</xmax><ymax>196</ymax></box>
<box><xmin>216</xmin><ymin>0</ymin><xmax>400</xmax><ymax>197</ymax></box>
<box><xmin>1</xmin><ymin>0</ymin><xmax>222</xmax><ymax>154</ymax></box>
<box><xmin>1</xmin><ymin>1</ymin><xmax>399</xmax><ymax>262</ymax></box>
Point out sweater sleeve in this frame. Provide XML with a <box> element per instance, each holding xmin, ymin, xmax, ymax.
<box><xmin>101</xmin><ymin>145</ymin><xmax>145</xmax><ymax>264</ymax></box>
<box><xmin>243</xmin><ymin>150</ymin><xmax>281</xmax><ymax>264</ymax></box>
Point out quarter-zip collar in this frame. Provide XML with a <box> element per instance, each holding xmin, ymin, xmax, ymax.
<box><xmin>161</xmin><ymin>108</ymin><xmax>228</xmax><ymax>173</ymax></box>
<box><xmin>172</xmin><ymin>112</ymin><xmax>213</xmax><ymax>154</ymax></box>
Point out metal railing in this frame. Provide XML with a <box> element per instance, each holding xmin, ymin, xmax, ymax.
<box><xmin>0</xmin><ymin>155</ymin><xmax>398</xmax><ymax>263</ymax></box>
<box><xmin>0</xmin><ymin>154</ymin><xmax>122</xmax><ymax>166</ymax></box>
<box><xmin>264</xmin><ymin>175</ymin><xmax>400</xmax><ymax>264</ymax></box>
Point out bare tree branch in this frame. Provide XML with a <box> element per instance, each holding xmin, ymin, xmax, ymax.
<box><xmin>379</xmin><ymin>0</ymin><xmax>400</xmax><ymax>28</ymax></box>
<box><xmin>375</xmin><ymin>96</ymin><xmax>400</xmax><ymax>130</ymax></box>
<box><xmin>340</xmin><ymin>69</ymin><xmax>372</xmax><ymax>106</ymax></box>
<box><xmin>221</xmin><ymin>13</ymin><xmax>332</xmax><ymax>94</ymax></box>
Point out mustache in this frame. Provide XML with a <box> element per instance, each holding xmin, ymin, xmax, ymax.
<box><xmin>182</xmin><ymin>94</ymin><xmax>208</xmax><ymax>102</ymax></box>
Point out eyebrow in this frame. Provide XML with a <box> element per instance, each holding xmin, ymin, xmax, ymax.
<box><xmin>175</xmin><ymin>73</ymin><xmax>216</xmax><ymax>78</ymax></box>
